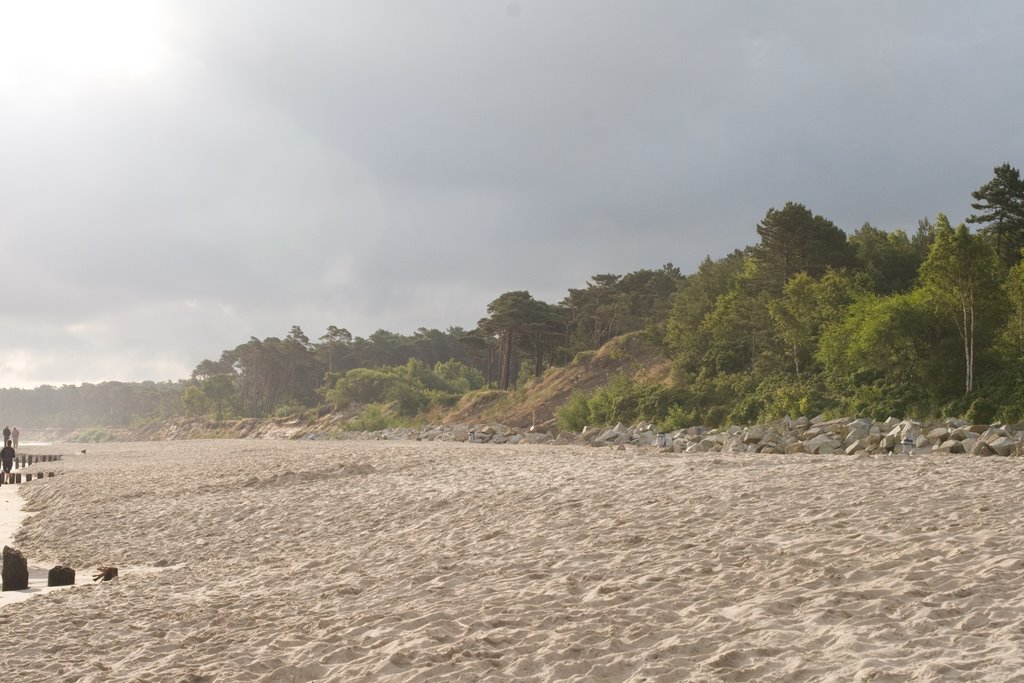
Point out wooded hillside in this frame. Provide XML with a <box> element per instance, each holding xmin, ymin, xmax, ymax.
<box><xmin>5</xmin><ymin>163</ymin><xmax>1024</xmax><ymax>433</ymax></box>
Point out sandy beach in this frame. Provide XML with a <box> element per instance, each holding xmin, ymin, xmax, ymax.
<box><xmin>2</xmin><ymin>440</ymin><xmax>1024</xmax><ymax>681</ymax></box>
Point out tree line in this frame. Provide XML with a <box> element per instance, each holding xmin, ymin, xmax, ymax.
<box><xmin>563</xmin><ymin>163</ymin><xmax>1024</xmax><ymax>429</ymax></box>
<box><xmin>4</xmin><ymin>163</ymin><xmax>1023</xmax><ymax>430</ymax></box>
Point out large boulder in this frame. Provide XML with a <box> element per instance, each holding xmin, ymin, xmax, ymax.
<box><xmin>805</xmin><ymin>434</ymin><xmax>841</xmax><ymax>454</ymax></box>
<box><xmin>972</xmin><ymin>440</ymin><xmax>995</xmax><ymax>456</ymax></box>
<box><xmin>843</xmin><ymin>427</ymin><xmax>870</xmax><ymax>446</ymax></box>
<box><xmin>936</xmin><ymin>439</ymin><xmax>965</xmax><ymax>454</ymax></box>
<box><xmin>742</xmin><ymin>426</ymin><xmax>766</xmax><ymax>444</ymax></box>
<box><xmin>2</xmin><ymin>546</ymin><xmax>28</xmax><ymax>591</ymax></box>
<box><xmin>988</xmin><ymin>436</ymin><xmax>1017</xmax><ymax>457</ymax></box>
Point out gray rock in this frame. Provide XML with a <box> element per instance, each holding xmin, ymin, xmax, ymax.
<box><xmin>937</xmin><ymin>439</ymin><xmax>965</xmax><ymax>454</ymax></box>
<box><xmin>805</xmin><ymin>434</ymin><xmax>841</xmax><ymax>454</ymax></box>
<box><xmin>743</xmin><ymin>426</ymin><xmax>766</xmax><ymax>444</ymax></box>
<box><xmin>988</xmin><ymin>436</ymin><xmax>1016</xmax><ymax>457</ymax></box>
<box><xmin>972</xmin><ymin>440</ymin><xmax>994</xmax><ymax>456</ymax></box>
<box><xmin>843</xmin><ymin>427</ymin><xmax>870</xmax><ymax>446</ymax></box>
<box><xmin>845</xmin><ymin>438</ymin><xmax>871</xmax><ymax>455</ymax></box>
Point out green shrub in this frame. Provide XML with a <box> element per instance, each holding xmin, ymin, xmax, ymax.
<box><xmin>965</xmin><ymin>396</ymin><xmax>997</xmax><ymax>424</ymax></box>
<box><xmin>345</xmin><ymin>404</ymin><xmax>398</xmax><ymax>431</ymax></box>
<box><xmin>702</xmin><ymin>405</ymin><xmax>729</xmax><ymax>427</ymax></box>
<box><xmin>556</xmin><ymin>391</ymin><xmax>591</xmax><ymax>431</ymax></box>
<box><xmin>273</xmin><ymin>401</ymin><xmax>306</xmax><ymax>418</ymax></box>
<box><xmin>556</xmin><ymin>375</ymin><xmax>674</xmax><ymax>430</ymax></box>
<box><xmin>656</xmin><ymin>404</ymin><xmax>698</xmax><ymax>432</ymax></box>
<box><xmin>323</xmin><ymin>359</ymin><xmax>483</xmax><ymax>416</ymax></box>
<box><xmin>384</xmin><ymin>383</ymin><xmax>429</xmax><ymax>416</ymax></box>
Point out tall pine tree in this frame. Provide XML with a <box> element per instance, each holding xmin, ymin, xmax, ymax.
<box><xmin>753</xmin><ymin>202</ymin><xmax>854</xmax><ymax>291</ymax></box>
<box><xmin>967</xmin><ymin>163</ymin><xmax>1024</xmax><ymax>267</ymax></box>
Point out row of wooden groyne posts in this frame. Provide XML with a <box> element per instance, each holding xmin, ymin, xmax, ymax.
<box><xmin>2</xmin><ymin>452</ymin><xmax>115</xmax><ymax>591</ymax></box>
<box><xmin>6</xmin><ymin>453</ymin><xmax>63</xmax><ymax>484</ymax></box>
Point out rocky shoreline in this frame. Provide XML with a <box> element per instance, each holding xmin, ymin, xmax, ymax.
<box><xmin>339</xmin><ymin>414</ymin><xmax>1024</xmax><ymax>457</ymax></box>
<box><xmin>33</xmin><ymin>413</ymin><xmax>1024</xmax><ymax>457</ymax></box>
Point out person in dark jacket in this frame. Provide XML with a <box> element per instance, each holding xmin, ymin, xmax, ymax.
<box><xmin>0</xmin><ymin>440</ymin><xmax>14</xmax><ymax>484</ymax></box>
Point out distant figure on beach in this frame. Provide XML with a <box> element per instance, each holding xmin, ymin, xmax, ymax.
<box><xmin>0</xmin><ymin>440</ymin><xmax>14</xmax><ymax>484</ymax></box>
<box><xmin>2</xmin><ymin>426</ymin><xmax>9</xmax><ymax>445</ymax></box>
<box><xmin>11</xmin><ymin>426</ymin><xmax>18</xmax><ymax>448</ymax></box>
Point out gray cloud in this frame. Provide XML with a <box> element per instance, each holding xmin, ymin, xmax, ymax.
<box><xmin>1</xmin><ymin>1</ymin><xmax>1023</xmax><ymax>387</ymax></box>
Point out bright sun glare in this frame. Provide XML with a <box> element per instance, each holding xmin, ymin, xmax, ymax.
<box><xmin>0</xmin><ymin>1</ymin><xmax>171</xmax><ymax>96</ymax></box>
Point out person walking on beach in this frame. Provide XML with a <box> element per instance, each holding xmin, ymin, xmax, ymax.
<box><xmin>2</xmin><ymin>426</ymin><xmax>9</xmax><ymax>445</ymax></box>
<box><xmin>10</xmin><ymin>426</ymin><xmax>17</xmax><ymax>448</ymax></box>
<box><xmin>1</xmin><ymin>440</ymin><xmax>14</xmax><ymax>484</ymax></box>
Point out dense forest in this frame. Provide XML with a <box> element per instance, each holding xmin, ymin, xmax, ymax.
<box><xmin>4</xmin><ymin>163</ymin><xmax>1024</xmax><ymax>432</ymax></box>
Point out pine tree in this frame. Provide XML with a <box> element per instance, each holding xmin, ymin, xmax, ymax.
<box><xmin>967</xmin><ymin>163</ymin><xmax>1024</xmax><ymax>267</ymax></box>
<box><xmin>754</xmin><ymin>202</ymin><xmax>853</xmax><ymax>291</ymax></box>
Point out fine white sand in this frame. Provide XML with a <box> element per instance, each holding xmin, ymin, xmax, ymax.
<box><xmin>2</xmin><ymin>440</ymin><xmax>1024</xmax><ymax>681</ymax></box>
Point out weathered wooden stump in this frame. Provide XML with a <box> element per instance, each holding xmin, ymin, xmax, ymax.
<box><xmin>2</xmin><ymin>546</ymin><xmax>29</xmax><ymax>591</ymax></box>
<box><xmin>48</xmin><ymin>565</ymin><xmax>76</xmax><ymax>587</ymax></box>
<box><xmin>93</xmin><ymin>566</ymin><xmax>118</xmax><ymax>582</ymax></box>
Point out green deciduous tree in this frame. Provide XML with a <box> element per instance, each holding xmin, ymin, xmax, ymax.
<box><xmin>665</xmin><ymin>250</ymin><xmax>747</xmax><ymax>372</ymax></box>
<box><xmin>181</xmin><ymin>385</ymin><xmax>209</xmax><ymax>417</ymax></box>
<box><xmin>817</xmin><ymin>289</ymin><xmax>940</xmax><ymax>417</ymax></box>
<box><xmin>202</xmin><ymin>374</ymin><xmax>237</xmax><ymax>421</ymax></box>
<box><xmin>848</xmin><ymin>223</ymin><xmax>927</xmax><ymax>294</ymax></box>
<box><xmin>697</xmin><ymin>259</ymin><xmax>776</xmax><ymax>375</ymax></box>
<box><xmin>769</xmin><ymin>273</ymin><xmax>819</xmax><ymax>377</ymax></box>
<box><xmin>918</xmin><ymin>215</ymin><xmax>1006</xmax><ymax>394</ymax></box>
<box><xmin>1003</xmin><ymin>257</ymin><xmax>1024</xmax><ymax>355</ymax></box>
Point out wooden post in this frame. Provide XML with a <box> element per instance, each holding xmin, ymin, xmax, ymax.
<box><xmin>13</xmin><ymin>473</ymin><xmax>21</xmax><ymax>484</ymax></box>
<box><xmin>48</xmin><ymin>565</ymin><xmax>76</xmax><ymax>587</ymax></box>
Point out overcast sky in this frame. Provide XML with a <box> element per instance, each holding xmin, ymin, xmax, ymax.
<box><xmin>1</xmin><ymin>1</ymin><xmax>1022</xmax><ymax>388</ymax></box>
